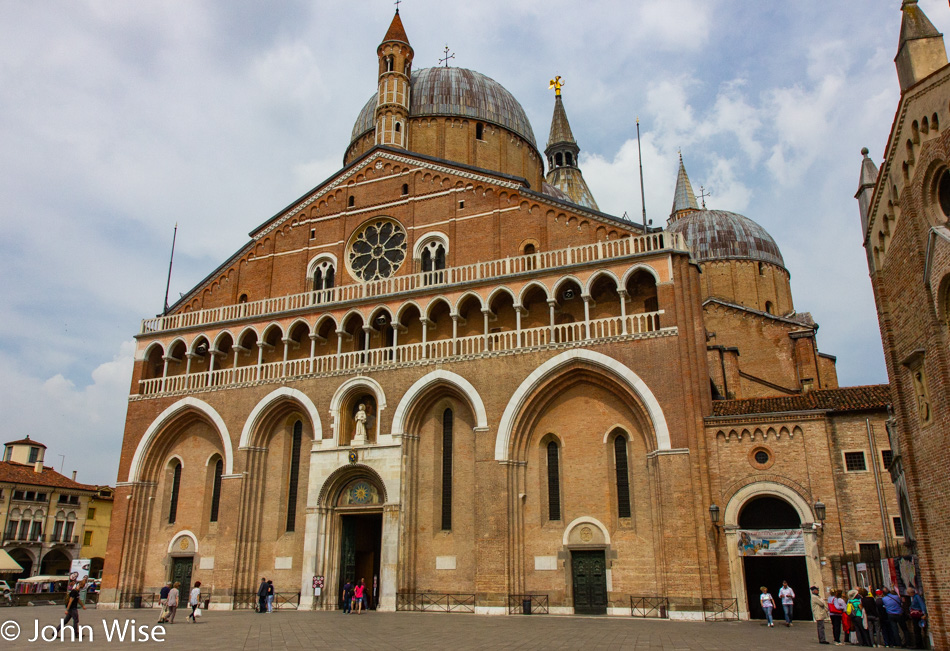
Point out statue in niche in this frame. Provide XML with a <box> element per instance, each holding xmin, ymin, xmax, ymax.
<box><xmin>353</xmin><ymin>403</ymin><xmax>368</xmax><ymax>444</ymax></box>
<box><xmin>913</xmin><ymin>370</ymin><xmax>932</xmax><ymax>424</ymax></box>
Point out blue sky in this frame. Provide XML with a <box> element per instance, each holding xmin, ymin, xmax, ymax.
<box><xmin>0</xmin><ymin>0</ymin><xmax>941</xmax><ymax>485</ymax></box>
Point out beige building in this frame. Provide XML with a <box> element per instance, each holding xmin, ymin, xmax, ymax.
<box><xmin>101</xmin><ymin>9</ymin><xmax>902</xmax><ymax>620</ymax></box>
<box><xmin>1</xmin><ymin>437</ymin><xmax>98</xmax><ymax>580</ymax></box>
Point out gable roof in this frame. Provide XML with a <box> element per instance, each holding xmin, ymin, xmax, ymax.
<box><xmin>0</xmin><ymin>461</ymin><xmax>98</xmax><ymax>491</ymax></box>
<box><xmin>4</xmin><ymin>437</ymin><xmax>46</xmax><ymax>448</ymax></box>
<box><xmin>711</xmin><ymin>384</ymin><xmax>891</xmax><ymax>417</ymax></box>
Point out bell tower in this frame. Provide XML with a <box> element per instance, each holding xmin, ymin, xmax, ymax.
<box><xmin>375</xmin><ymin>10</ymin><xmax>413</xmax><ymax>149</ymax></box>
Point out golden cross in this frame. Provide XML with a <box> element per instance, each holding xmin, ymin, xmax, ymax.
<box><xmin>549</xmin><ymin>75</ymin><xmax>564</xmax><ymax>96</ymax></box>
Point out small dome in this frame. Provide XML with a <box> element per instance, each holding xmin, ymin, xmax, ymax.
<box><xmin>350</xmin><ymin>67</ymin><xmax>537</xmax><ymax>148</ymax></box>
<box><xmin>667</xmin><ymin>209</ymin><xmax>785</xmax><ymax>268</ymax></box>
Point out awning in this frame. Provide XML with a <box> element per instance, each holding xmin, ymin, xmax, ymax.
<box><xmin>0</xmin><ymin>550</ymin><xmax>23</xmax><ymax>573</ymax></box>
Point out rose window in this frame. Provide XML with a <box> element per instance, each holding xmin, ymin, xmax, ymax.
<box><xmin>348</xmin><ymin>219</ymin><xmax>407</xmax><ymax>282</ymax></box>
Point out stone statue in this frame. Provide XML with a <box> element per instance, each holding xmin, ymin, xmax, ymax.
<box><xmin>354</xmin><ymin>403</ymin><xmax>368</xmax><ymax>443</ymax></box>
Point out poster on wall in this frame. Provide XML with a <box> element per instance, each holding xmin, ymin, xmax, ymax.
<box><xmin>736</xmin><ymin>529</ymin><xmax>805</xmax><ymax>556</ymax></box>
<box><xmin>69</xmin><ymin>559</ymin><xmax>91</xmax><ymax>587</ymax></box>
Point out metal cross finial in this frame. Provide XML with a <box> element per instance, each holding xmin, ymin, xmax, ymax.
<box><xmin>394</xmin><ymin>0</ymin><xmax>401</xmax><ymax>12</ymax></box>
<box><xmin>549</xmin><ymin>75</ymin><xmax>564</xmax><ymax>96</ymax></box>
<box><xmin>439</xmin><ymin>44</ymin><xmax>455</xmax><ymax>68</ymax></box>
<box><xmin>698</xmin><ymin>185</ymin><xmax>712</xmax><ymax>209</ymax></box>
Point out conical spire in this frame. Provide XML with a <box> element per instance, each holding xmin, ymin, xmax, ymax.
<box><xmin>895</xmin><ymin>0</ymin><xmax>947</xmax><ymax>92</ymax></box>
<box><xmin>547</xmin><ymin>96</ymin><xmax>576</xmax><ymax>148</ymax></box>
<box><xmin>543</xmin><ymin>86</ymin><xmax>598</xmax><ymax>210</ymax></box>
<box><xmin>855</xmin><ymin>147</ymin><xmax>879</xmax><ymax>235</ymax></box>
<box><xmin>669</xmin><ymin>154</ymin><xmax>699</xmax><ymax>221</ymax></box>
<box><xmin>382</xmin><ymin>10</ymin><xmax>410</xmax><ymax>44</ymax></box>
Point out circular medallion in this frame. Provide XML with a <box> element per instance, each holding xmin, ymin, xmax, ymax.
<box><xmin>179</xmin><ymin>538</ymin><xmax>190</xmax><ymax>551</ymax></box>
<box><xmin>580</xmin><ymin>526</ymin><xmax>593</xmax><ymax>542</ymax></box>
<box><xmin>348</xmin><ymin>449</ymin><xmax>358</xmax><ymax>464</ymax></box>
<box><xmin>348</xmin><ymin>218</ymin><xmax>407</xmax><ymax>282</ymax></box>
<box><xmin>348</xmin><ymin>481</ymin><xmax>374</xmax><ymax>504</ymax></box>
<box><xmin>375</xmin><ymin>161</ymin><xmax>384</xmax><ymax>169</ymax></box>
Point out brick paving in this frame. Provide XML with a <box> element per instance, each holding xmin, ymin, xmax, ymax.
<box><xmin>0</xmin><ymin>606</ymin><xmax>824</xmax><ymax>650</ymax></box>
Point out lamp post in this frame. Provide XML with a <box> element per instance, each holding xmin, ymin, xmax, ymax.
<box><xmin>709</xmin><ymin>504</ymin><xmax>721</xmax><ymax>528</ymax></box>
<box><xmin>814</xmin><ymin>500</ymin><xmax>826</xmax><ymax>523</ymax></box>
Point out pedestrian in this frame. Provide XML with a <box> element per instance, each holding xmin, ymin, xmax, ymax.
<box><xmin>341</xmin><ymin>579</ymin><xmax>353</xmax><ymax>614</ymax></box>
<box><xmin>166</xmin><ymin>582</ymin><xmax>180</xmax><ymax>624</ymax></box>
<box><xmin>257</xmin><ymin>577</ymin><xmax>268</xmax><ymax>614</ymax></box>
<box><xmin>57</xmin><ymin>583</ymin><xmax>86</xmax><ymax>639</ymax></box>
<box><xmin>875</xmin><ymin>589</ymin><xmax>894</xmax><ymax>647</ymax></box>
<box><xmin>158</xmin><ymin>582</ymin><xmax>171</xmax><ymax>623</ymax></box>
<box><xmin>861</xmin><ymin>587</ymin><xmax>884</xmax><ymax>647</ymax></box>
<box><xmin>359</xmin><ymin>578</ymin><xmax>368</xmax><ymax>611</ymax></box>
<box><xmin>907</xmin><ymin>588</ymin><xmax>927</xmax><ymax>649</ymax></box>
<box><xmin>778</xmin><ymin>580</ymin><xmax>796</xmax><ymax>627</ymax></box>
<box><xmin>353</xmin><ymin>578</ymin><xmax>365</xmax><ymax>614</ymax></box>
<box><xmin>759</xmin><ymin>586</ymin><xmax>777</xmax><ymax>627</ymax></box>
<box><xmin>829</xmin><ymin>589</ymin><xmax>845</xmax><ymax>644</ymax></box>
<box><xmin>811</xmin><ymin>586</ymin><xmax>830</xmax><ymax>645</ymax></box>
<box><xmin>266</xmin><ymin>580</ymin><xmax>274</xmax><ymax>613</ymax></box>
<box><xmin>882</xmin><ymin>587</ymin><xmax>909</xmax><ymax>647</ymax></box>
<box><xmin>187</xmin><ymin>580</ymin><xmax>201</xmax><ymax>623</ymax></box>
<box><xmin>847</xmin><ymin>589</ymin><xmax>871</xmax><ymax>647</ymax></box>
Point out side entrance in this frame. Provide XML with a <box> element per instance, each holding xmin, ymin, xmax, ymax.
<box><xmin>571</xmin><ymin>550</ymin><xmax>607</xmax><ymax>615</ymax></box>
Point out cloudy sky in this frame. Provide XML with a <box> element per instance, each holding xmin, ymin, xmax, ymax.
<box><xmin>1</xmin><ymin>0</ymin><xmax>941</xmax><ymax>486</ymax></box>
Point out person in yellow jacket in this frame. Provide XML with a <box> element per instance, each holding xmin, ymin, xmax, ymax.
<box><xmin>810</xmin><ymin>586</ymin><xmax>830</xmax><ymax>645</ymax></box>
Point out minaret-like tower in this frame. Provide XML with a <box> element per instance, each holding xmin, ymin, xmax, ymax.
<box><xmin>544</xmin><ymin>78</ymin><xmax>599</xmax><ymax>210</ymax></box>
<box><xmin>668</xmin><ymin>154</ymin><xmax>700</xmax><ymax>223</ymax></box>
<box><xmin>895</xmin><ymin>0</ymin><xmax>947</xmax><ymax>93</ymax></box>
<box><xmin>375</xmin><ymin>10</ymin><xmax>413</xmax><ymax>149</ymax></box>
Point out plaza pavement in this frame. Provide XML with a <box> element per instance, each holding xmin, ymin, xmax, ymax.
<box><xmin>0</xmin><ymin>606</ymin><xmax>821</xmax><ymax>650</ymax></box>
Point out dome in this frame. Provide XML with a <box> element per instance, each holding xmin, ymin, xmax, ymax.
<box><xmin>350</xmin><ymin>67</ymin><xmax>537</xmax><ymax>148</ymax></box>
<box><xmin>667</xmin><ymin>209</ymin><xmax>785</xmax><ymax>268</ymax></box>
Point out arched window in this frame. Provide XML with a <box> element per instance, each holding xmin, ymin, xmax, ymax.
<box><xmin>401</xmin><ymin>183</ymin><xmax>409</xmax><ymax>195</ymax></box>
<box><xmin>765</xmin><ymin>301</ymin><xmax>774</xmax><ymax>315</ymax></box>
<box><xmin>395</xmin><ymin>122</ymin><xmax>401</xmax><ymax>133</ymax></box>
<box><xmin>168</xmin><ymin>460</ymin><xmax>182</xmax><ymax>524</ymax></box>
<box><xmin>404</xmin><ymin>61</ymin><xmax>410</xmax><ymax>75</ymax></box>
<box><xmin>385</xmin><ymin>55</ymin><xmax>394</xmax><ymax>72</ymax></box>
<box><xmin>565</xmin><ymin>152</ymin><xmax>573</xmax><ymax>166</ymax></box>
<box><xmin>421</xmin><ymin>241</ymin><xmax>447</xmax><ymax>285</ymax></box>
<box><xmin>614</xmin><ymin>435</ymin><xmax>631</xmax><ymax>518</ymax></box>
<box><xmin>286</xmin><ymin>420</ymin><xmax>303</xmax><ymax>532</ymax></box>
<box><xmin>555</xmin><ymin>152</ymin><xmax>563</xmax><ymax>167</ymax></box>
<box><xmin>547</xmin><ymin>440</ymin><xmax>561</xmax><ymax>521</ymax></box>
<box><xmin>209</xmin><ymin>458</ymin><xmax>223</xmax><ymax>523</ymax></box>
<box><xmin>348</xmin><ymin>196</ymin><xmax>355</xmax><ymax>208</ymax></box>
<box><xmin>475</xmin><ymin>123</ymin><xmax>484</xmax><ymax>140</ymax></box>
<box><xmin>441</xmin><ymin>408</ymin><xmax>453</xmax><ymax>531</ymax></box>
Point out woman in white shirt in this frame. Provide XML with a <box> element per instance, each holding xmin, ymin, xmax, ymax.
<box><xmin>187</xmin><ymin>580</ymin><xmax>202</xmax><ymax>623</ymax></box>
<box><xmin>760</xmin><ymin>586</ymin><xmax>777</xmax><ymax>627</ymax></box>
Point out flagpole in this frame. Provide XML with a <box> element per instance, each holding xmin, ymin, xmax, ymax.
<box><xmin>163</xmin><ymin>223</ymin><xmax>178</xmax><ymax>316</ymax></box>
<box><xmin>636</xmin><ymin>118</ymin><xmax>647</xmax><ymax>231</ymax></box>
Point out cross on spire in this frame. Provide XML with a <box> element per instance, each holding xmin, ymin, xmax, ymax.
<box><xmin>394</xmin><ymin>0</ymin><xmax>401</xmax><ymax>12</ymax></box>
<box><xmin>698</xmin><ymin>185</ymin><xmax>712</xmax><ymax>209</ymax></box>
<box><xmin>549</xmin><ymin>75</ymin><xmax>564</xmax><ymax>96</ymax></box>
<box><xmin>439</xmin><ymin>44</ymin><xmax>455</xmax><ymax>68</ymax></box>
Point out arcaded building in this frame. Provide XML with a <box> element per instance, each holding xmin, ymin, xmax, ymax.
<box><xmin>856</xmin><ymin>0</ymin><xmax>950</xmax><ymax>646</ymax></box>
<box><xmin>102</xmin><ymin>11</ymin><xmax>902</xmax><ymax>620</ymax></box>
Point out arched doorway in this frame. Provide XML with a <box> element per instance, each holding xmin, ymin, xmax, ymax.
<box><xmin>737</xmin><ymin>496</ymin><xmax>811</xmax><ymax>622</ymax></box>
<box><xmin>8</xmin><ymin>549</ymin><xmax>33</xmax><ymax>582</ymax></box>
<box><xmin>40</xmin><ymin>548</ymin><xmax>71</xmax><ymax>576</ymax></box>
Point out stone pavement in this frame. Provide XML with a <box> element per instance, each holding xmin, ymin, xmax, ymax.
<box><xmin>0</xmin><ymin>606</ymin><xmax>822</xmax><ymax>650</ymax></box>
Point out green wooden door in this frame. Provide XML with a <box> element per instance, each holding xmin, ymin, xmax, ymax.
<box><xmin>571</xmin><ymin>551</ymin><xmax>607</xmax><ymax>614</ymax></box>
<box><xmin>171</xmin><ymin>557</ymin><xmax>193</xmax><ymax>591</ymax></box>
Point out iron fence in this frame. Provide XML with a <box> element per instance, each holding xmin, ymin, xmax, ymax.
<box><xmin>395</xmin><ymin>592</ymin><xmax>476</xmax><ymax>613</ymax></box>
<box><xmin>703</xmin><ymin>597</ymin><xmax>739</xmax><ymax>621</ymax></box>
<box><xmin>507</xmin><ymin>594</ymin><xmax>549</xmax><ymax>615</ymax></box>
<box><xmin>119</xmin><ymin>592</ymin><xmax>158</xmax><ymax>609</ymax></box>
<box><xmin>232</xmin><ymin>591</ymin><xmax>299</xmax><ymax>610</ymax></box>
<box><xmin>630</xmin><ymin>595</ymin><xmax>669</xmax><ymax>618</ymax></box>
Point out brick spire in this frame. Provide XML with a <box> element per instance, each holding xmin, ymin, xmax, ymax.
<box><xmin>382</xmin><ymin>10</ymin><xmax>410</xmax><ymax>45</ymax></box>
<box><xmin>544</xmin><ymin>88</ymin><xmax>598</xmax><ymax>210</ymax></box>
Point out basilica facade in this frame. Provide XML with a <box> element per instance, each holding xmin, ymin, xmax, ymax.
<box><xmin>102</xmin><ymin>11</ymin><xmax>902</xmax><ymax>619</ymax></box>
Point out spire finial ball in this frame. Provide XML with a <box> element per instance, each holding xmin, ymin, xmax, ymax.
<box><xmin>861</xmin><ymin>147</ymin><xmax>869</xmax><ymax>156</ymax></box>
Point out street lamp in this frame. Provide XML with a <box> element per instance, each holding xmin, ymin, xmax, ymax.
<box><xmin>814</xmin><ymin>500</ymin><xmax>826</xmax><ymax>522</ymax></box>
<box><xmin>709</xmin><ymin>504</ymin><xmax>721</xmax><ymax>527</ymax></box>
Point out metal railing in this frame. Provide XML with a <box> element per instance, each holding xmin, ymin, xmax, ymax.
<box><xmin>395</xmin><ymin>592</ymin><xmax>476</xmax><ymax>613</ymax></box>
<box><xmin>703</xmin><ymin>597</ymin><xmax>739</xmax><ymax>621</ymax></box>
<box><xmin>232</xmin><ymin>591</ymin><xmax>299</xmax><ymax>611</ymax></box>
<box><xmin>118</xmin><ymin>592</ymin><xmax>158</xmax><ymax>609</ymax></box>
<box><xmin>141</xmin><ymin>231</ymin><xmax>685</xmax><ymax>334</ymax></box>
<box><xmin>630</xmin><ymin>595</ymin><xmax>669</xmax><ymax>618</ymax></box>
<box><xmin>507</xmin><ymin>594</ymin><xmax>549</xmax><ymax>615</ymax></box>
<box><xmin>138</xmin><ymin>310</ymin><xmax>670</xmax><ymax>397</ymax></box>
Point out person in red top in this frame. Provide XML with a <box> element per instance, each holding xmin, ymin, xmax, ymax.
<box><xmin>353</xmin><ymin>579</ymin><xmax>365</xmax><ymax>614</ymax></box>
<box><xmin>827</xmin><ymin>589</ymin><xmax>846</xmax><ymax>644</ymax></box>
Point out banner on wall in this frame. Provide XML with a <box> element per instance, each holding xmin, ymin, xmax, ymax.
<box><xmin>69</xmin><ymin>559</ymin><xmax>91</xmax><ymax>586</ymax></box>
<box><xmin>736</xmin><ymin>529</ymin><xmax>805</xmax><ymax>556</ymax></box>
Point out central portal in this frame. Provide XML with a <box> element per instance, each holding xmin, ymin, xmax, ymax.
<box><xmin>571</xmin><ymin>550</ymin><xmax>608</xmax><ymax>615</ymax></box>
<box><xmin>338</xmin><ymin>513</ymin><xmax>382</xmax><ymax>610</ymax></box>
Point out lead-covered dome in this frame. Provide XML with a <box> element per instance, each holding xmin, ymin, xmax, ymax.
<box><xmin>667</xmin><ymin>209</ymin><xmax>785</xmax><ymax>268</ymax></box>
<box><xmin>350</xmin><ymin>67</ymin><xmax>537</xmax><ymax>148</ymax></box>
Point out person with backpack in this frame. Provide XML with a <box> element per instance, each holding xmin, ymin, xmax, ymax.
<box><xmin>847</xmin><ymin>589</ymin><xmax>871</xmax><ymax>646</ymax></box>
<box><xmin>341</xmin><ymin>579</ymin><xmax>354</xmax><ymax>614</ymax></box>
<box><xmin>759</xmin><ymin>586</ymin><xmax>777</xmax><ymax>627</ymax></box>
<box><xmin>882</xmin><ymin>587</ymin><xmax>909</xmax><ymax>647</ymax></box>
<box><xmin>828</xmin><ymin>589</ymin><xmax>845</xmax><ymax>644</ymax></box>
<box><xmin>907</xmin><ymin>588</ymin><xmax>927</xmax><ymax>649</ymax></box>
<box><xmin>860</xmin><ymin>588</ymin><xmax>884</xmax><ymax>647</ymax></box>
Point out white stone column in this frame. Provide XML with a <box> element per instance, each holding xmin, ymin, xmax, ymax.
<box><xmin>308</xmin><ymin>333</ymin><xmax>317</xmax><ymax>373</ymax></box>
<box><xmin>582</xmin><ymin>295</ymin><xmax>591</xmax><ymax>340</ymax></box>
<box><xmin>482</xmin><ymin>309</ymin><xmax>490</xmax><ymax>352</ymax></box>
<box><xmin>514</xmin><ymin>305</ymin><xmax>523</xmax><ymax>348</ymax></box>
<box><xmin>451</xmin><ymin>314</ymin><xmax>459</xmax><ymax>355</ymax></box>
<box><xmin>420</xmin><ymin>317</ymin><xmax>429</xmax><ymax>359</ymax></box>
<box><xmin>256</xmin><ymin>342</ymin><xmax>265</xmax><ymax>381</ymax></box>
<box><xmin>547</xmin><ymin>299</ymin><xmax>557</xmax><ymax>343</ymax></box>
<box><xmin>618</xmin><ymin>289</ymin><xmax>629</xmax><ymax>335</ymax></box>
<box><xmin>379</xmin><ymin>503</ymin><xmax>401</xmax><ymax>611</ymax></box>
<box><xmin>298</xmin><ymin>506</ymin><xmax>322</xmax><ymax>610</ymax></box>
<box><xmin>161</xmin><ymin>357</ymin><xmax>170</xmax><ymax>393</ymax></box>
